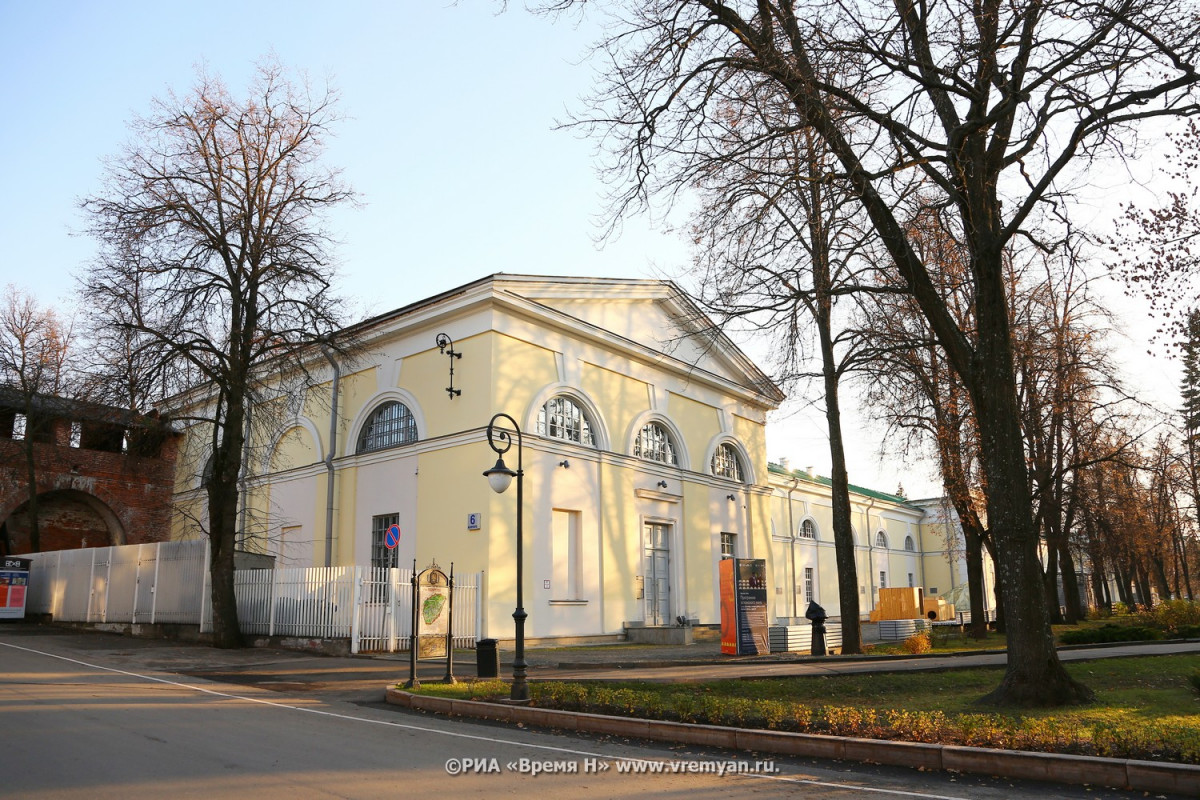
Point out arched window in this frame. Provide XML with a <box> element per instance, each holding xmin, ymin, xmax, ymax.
<box><xmin>799</xmin><ymin>519</ymin><xmax>817</xmax><ymax>540</ymax></box>
<box><xmin>357</xmin><ymin>401</ymin><xmax>418</xmax><ymax>453</ymax></box>
<box><xmin>875</xmin><ymin>530</ymin><xmax>889</xmax><ymax>549</ymax></box>
<box><xmin>710</xmin><ymin>443</ymin><xmax>744</xmax><ymax>481</ymax></box>
<box><xmin>537</xmin><ymin>396</ymin><xmax>595</xmax><ymax>446</ymax></box>
<box><xmin>904</xmin><ymin>535</ymin><xmax>916</xmax><ymax>552</ymax></box>
<box><xmin>634</xmin><ymin>421</ymin><xmax>677</xmax><ymax>464</ymax></box>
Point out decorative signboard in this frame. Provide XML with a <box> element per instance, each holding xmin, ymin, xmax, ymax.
<box><xmin>719</xmin><ymin>557</ymin><xmax>769</xmax><ymax>655</ymax></box>
<box><xmin>0</xmin><ymin>557</ymin><xmax>31</xmax><ymax>620</ymax></box>
<box><xmin>416</xmin><ymin>563</ymin><xmax>451</xmax><ymax>660</ymax></box>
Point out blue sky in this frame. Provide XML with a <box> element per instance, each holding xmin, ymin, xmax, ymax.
<box><xmin>0</xmin><ymin>1</ymin><xmax>1182</xmax><ymax>498</ymax></box>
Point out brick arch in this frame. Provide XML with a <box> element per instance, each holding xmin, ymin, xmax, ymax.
<box><xmin>1</xmin><ymin>488</ymin><xmax>126</xmax><ymax>553</ymax></box>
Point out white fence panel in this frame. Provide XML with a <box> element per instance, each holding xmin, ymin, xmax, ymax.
<box><xmin>354</xmin><ymin>568</ymin><xmax>481</xmax><ymax>653</ymax></box>
<box><xmin>145</xmin><ymin>540</ymin><xmax>207</xmax><ymax>624</ymax></box>
<box><xmin>233</xmin><ymin>566</ymin><xmax>359</xmax><ymax>638</ymax></box>
<box><xmin>22</xmin><ymin>540</ymin><xmax>208</xmax><ymax>625</ymax></box>
<box><xmin>21</xmin><ymin>542</ymin><xmax>477</xmax><ymax>649</ymax></box>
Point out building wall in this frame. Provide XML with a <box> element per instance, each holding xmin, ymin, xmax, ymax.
<box><xmin>167</xmin><ymin>276</ymin><xmax>987</xmax><ymax>640</ymax></box>
<box><xmin>0</xmin><ymin>407</ymin><xmax>178</xmax><ymax>556</ymax></box>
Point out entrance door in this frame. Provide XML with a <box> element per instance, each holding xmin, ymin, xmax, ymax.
<box><xmin>643</xmin><ymin>522</ymin><xmax>672</xmax><ymax>626</ymax></box>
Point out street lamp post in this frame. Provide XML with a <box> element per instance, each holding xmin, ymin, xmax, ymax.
<box><xmin>482</xmin><ymin>412</ymin><xmax>529</xmax><ymax>703</ymax></box>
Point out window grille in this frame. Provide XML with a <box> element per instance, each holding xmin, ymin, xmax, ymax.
<box><xmin>357</xmin><ymin>402</ymin><xmax>417</xmax><ymax>453</ymax></box>
<box><xmin>875</xmin><ymin>531</ymin><xmax>888</xmax><ymax>549</ymax></box>
<box><xmin>371</xmin><ymin>513</ymin><xmax>400</xmax><ymax>570</ymax></box>
<box><xmin>634</xmin><ymin>422</ymin><xmax>677</xmax><ymax>464</ymax></box>
<box><xmin>537</xmin><ymin>396</ymin><xmax>595</xmax><ymax>446</ymax></box>
<box><xmin>799</xmin><ymin>519</ymin><xmax>817</xmax><ymax>540</ymax></box>
<box><xmin>710</xmin><ymin>443</ymin><xmax>743</xmax><ymax>481</ymax></box>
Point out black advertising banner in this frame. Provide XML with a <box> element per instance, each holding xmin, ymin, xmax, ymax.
<box><xmin>735</xmin><ymin>559</ymin><xmax>769</xmax><ymax>655</ymax></box>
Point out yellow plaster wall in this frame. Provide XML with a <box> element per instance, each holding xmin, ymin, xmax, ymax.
<box><xmin>667</xmin><ymin>392</ymin><xmax>720</xmax><ymax>469</ymax></box>
<box><xmin>580</xmin><ymin>363</ymin><xmax>649</xmax><ymax>454</ymax></box>
<box><xmin>270</xmin><ymin>426</ymin><xmax>317</xmax><ymax>473</ymax></box>
<box><xmin>731</xmin><ymin>413</ymin><xmax>767</xmax><ymax>478</ymax></box>
<box><xmin>489</xmin><ymin>332</ymin><xmax>560</xmax><ymax>420</ymax></box>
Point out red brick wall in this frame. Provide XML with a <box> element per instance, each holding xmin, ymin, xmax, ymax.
<box><xmin>0</xmin><ymin>428</ymin><xmax>178</xmax><ymax>556</ymax></box>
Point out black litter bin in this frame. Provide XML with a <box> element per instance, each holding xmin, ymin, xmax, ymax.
<box><xmin>476</xmin><ymin>638</ymin><xmax>500</xmax><ymax>678</ymax></box>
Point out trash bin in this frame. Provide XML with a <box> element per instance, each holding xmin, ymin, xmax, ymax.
<box><xmin>476</xmin><ymin>638</ymin><xmax>500</xmax><ymax>678</ymax></box>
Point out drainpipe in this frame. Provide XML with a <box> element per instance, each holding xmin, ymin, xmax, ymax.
<box><xmin>864</xmin><ymin>496</ymin><xmax>878</xmax><ymax>613</ymax></box>
<box><xmin>322</xmin><ymin>348</ymin><xmax>341</xmax><ymax>568</ymax></box>
<box><xmin>786</xmin><ymin>477</ymin><xmax>799</xmax><ymax>620</ymax></box>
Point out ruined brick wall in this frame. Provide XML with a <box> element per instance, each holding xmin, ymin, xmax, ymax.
<box><xmin>0</xmin><ymin>415</ymin><xmax>179</xmax><ymax>556</ymax></box>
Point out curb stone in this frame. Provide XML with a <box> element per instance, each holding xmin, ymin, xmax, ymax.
<box><xmin>385</xmin><ymin>687</ymin><xmax>1200</xmax><ymax>795</ymax></box>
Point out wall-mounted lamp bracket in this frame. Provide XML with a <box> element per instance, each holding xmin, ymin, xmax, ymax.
<box><xmin>435</xmin><ymin>333</ymin><xmax>462</xmax><ymax>399</ymax></box>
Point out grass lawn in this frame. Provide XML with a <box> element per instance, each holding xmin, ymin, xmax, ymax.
<box><xmin>409</xmin><ymin>654</ymin><xmax>1200</xmax><ymax>763</ymax></box>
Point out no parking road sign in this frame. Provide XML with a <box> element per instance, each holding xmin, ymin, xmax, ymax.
<box><xmin>385</xmin><ymin>524</ymin><xmax>402</xmax><ymax>549</ymax></box>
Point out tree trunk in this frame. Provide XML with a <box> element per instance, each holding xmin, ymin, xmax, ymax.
<box><xmin>969</xmin><ymin>266</ymin><xmax>1092</xmax><ymax>705</ymax></box>
<box><xmin>1059</xmin><ymin>541</ymin><xmax>1084</xmax><ymax>623</ymax></box>
<box><xmin>22</xmin><ymin>431</ymin><xmax>40</xmax><ymax>552</ymax></box>
<box><xmin>207</xmin><ymin>392</ymin><xmax>245</xmax><ymax>649</ymax></box>
<box><xmin>962</xmin><ymin>521</ymin><xmax>988</xmax><ymax>638</ymax></box>
<box><xmin>1042</xmin><ymin>532</ymin><xmax>1063</xmax><ymax>624</ymax></box>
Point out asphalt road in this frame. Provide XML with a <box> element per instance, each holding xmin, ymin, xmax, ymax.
<box><xmin>0</xmin><ymin>626</ymin><xmax>1185</xmax><ymax>799</ymax></box>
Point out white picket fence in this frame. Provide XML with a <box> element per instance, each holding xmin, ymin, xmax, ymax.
<box><xmin>21</xmin><ymin>541</ymin><xmax>482</xmax><ymax>654</ymax></box>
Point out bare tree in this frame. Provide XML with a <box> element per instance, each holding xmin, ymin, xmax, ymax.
<box><xmin>80</xmin><ymin>62</ymin><xmax>356</xmax><ymax>648</ymax></box>
<box><xmin>859</xmin><ymin>205</ymin><xmax>995</xmax><ymax>639</ymax></box>
<box><xmin>548</xmin><ymin>0</ymin><xmax>1200</xmax><ymax>706</ymax></box>
<box><xmin>0</xmin><ymin>286</ymin><xmax>75</xmax><ymax>553</ymax></box>
<box><xmin>686</xmin><ymin>87</ymin><xmax>891</xmax><ymax>650</ymax></box>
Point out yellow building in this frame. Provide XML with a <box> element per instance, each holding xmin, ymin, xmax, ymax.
<box><xmin>766</xmin><ymin>464</ymin><xmax>995</xmax><ymax>623</ymax></box>
<box><xmin>169</xmin><ymin>274</ymin><xmax>993</xmax><ymax>641</ymax></box>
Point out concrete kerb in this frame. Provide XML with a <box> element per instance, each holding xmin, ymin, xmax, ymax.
<box><xmin>385</xmin><ymin>687</ymin><xmax>1200</xmax><ymax>794</ymax></box>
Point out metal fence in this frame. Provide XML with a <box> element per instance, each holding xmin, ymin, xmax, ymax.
<box><xmin>24</xmin><ymin>540</ymin><xmax>209</xmax><ymax>624</ymax></box>
<box><xmin>21</xmin><ymin>542</ymin><xmax>482</xmax><ymax>653</ymax></box>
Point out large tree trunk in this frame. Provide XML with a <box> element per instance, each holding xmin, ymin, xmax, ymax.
<box><xmin>207</xmin><ymin>392</ymin><xmax>245</xmax><ymax>649</ymax></box>
<box><xmin>970</xmin><ymin>257</ymin><xmax>1092</xmax><ymax>706</ymax></box>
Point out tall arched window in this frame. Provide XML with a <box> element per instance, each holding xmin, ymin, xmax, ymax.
<box><xmin>799</xmin><ymin>519</ymin><xmax>817</xmax><ymax>540</ymax></box>
<box><xmin>537</xmin><ymin>396</ymin><xmax>595</xmax><ymax>446</ymax></box>
<box><xmin>710</xmin><ymin>443</ymin><xmax>744</xmax><ymax>481</ymax></box>
<box><xmin>904</xmin><ymin>535</ymin><xmax>916</xmax><ymax>552</ymax></box>
<box><xmin>356</xmin><ymin>401</ymin><xmax>418</xmax><ymax>453</ymax></box>
<box><xmin>634</xmin><ymin>421</ymin><xmax>677</xmax><ymax>464</ymax></box>
<box><xmin>875</xmin><ymin>530</ymin><xmax>889</xmax><ymax>549</ymax></box>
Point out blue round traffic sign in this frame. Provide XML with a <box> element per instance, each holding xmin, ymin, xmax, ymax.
<box><xmin>385</xmin><ymin>524</ymin><xmax>401</xmax><ymax>549</ymax></box>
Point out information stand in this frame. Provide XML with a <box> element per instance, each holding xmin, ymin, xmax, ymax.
<box><xmin>0</xmin><ymin>557</ymin><xmax>31</xmax><ymax>620</ymax></box>
<box><xmin>719</xmin><ymin>558</ymin><xmax>769</xmax><ymax>655</ymax></box>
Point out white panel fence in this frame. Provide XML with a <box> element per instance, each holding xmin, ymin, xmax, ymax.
<box><xmin>21</xmin><ymin>541</ymin><xmax>482</xmax><ymax>654</ymax></box>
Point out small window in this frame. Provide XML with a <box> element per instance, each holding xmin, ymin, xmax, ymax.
<box><xmin>634</xmin><ymin>421</ymin><xmax>677</xmax><ymax>465</ymax></box>
<box><xmin>357</xmin><ymin>402</ymin><xmax>417</xmax><ymax>453</ymax></box>
<box><xmin>875</xmin><ymin>531</ymin><xmax>888</xmax><ymax>549</ymax></box>
<box><xmin>904</xmin><ymin>535</ymin><xmax>915</xmax><ymax>552</ymax></box>
<box><xmin>804</xmin><ymin>567</ymin><xmax>814</xmax><ymax>604</ymax></box>
<box><xmin>799</xmin><ymin>519</ymin><xmax>817</xmax><ymax>540</ymax></box>
<box><xmin>720</xmin><ymin>532</ymin><xmax>736</xmax><ymax>559</ymax></box>
<box><xmin>538</xmin><ymin>396</ymin><xmax>595</xmax><ymax>446</ymax></box>
<box><xmin>879</xmin><ymin>571</ymin><xmax>887</xmax><ymax>590</ymax></box>
<box><xmin>907</xmin><ymin>572</ymin><xmax>915</xmax><ymax>588</ymax></box>
<box><xmin>710</xmin><ymin>443</ymin><xmax>744</xmax><ymax>482</ymax></box>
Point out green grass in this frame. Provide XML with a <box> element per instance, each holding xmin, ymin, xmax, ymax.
<box><xmin>405</xmin><ymin>655</ymin><xmax>1200</xmax><ymax>763</ymax></box>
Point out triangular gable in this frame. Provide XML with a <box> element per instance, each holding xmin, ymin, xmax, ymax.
<box><xmin>500</xmin><ymin>276</ymin><xmax>783</xmax><ymax>405</ymax></box>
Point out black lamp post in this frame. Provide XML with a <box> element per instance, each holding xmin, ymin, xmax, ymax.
<box><xmin>482</xmin><ymin>412</ymin><xmax>529</xmax><ymax>703</ymax></box>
